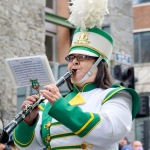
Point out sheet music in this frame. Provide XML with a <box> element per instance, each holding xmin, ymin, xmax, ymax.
<box><xmin>5</xmin><ymin>55</ymin><xmax>55</xmax><ymax>88</ymax></box>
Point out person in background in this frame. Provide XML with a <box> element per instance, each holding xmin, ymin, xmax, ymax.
<box><xmin>121</xmin><ymin>145</ymin><xmax>133</xmax><ymax>150</ymax></box>
<box><xmin>119</xmin><ymin>137</ymin><xmax>130</xmax><ymax>150</ymax></box>
<box><xmin>12</xmin><ymin>0</ymin><xmax>140</xmax><ymax>149</ymax></box>
<box><xmin>132</xmin><ymin>140</ymin><xmax>143</xmax><ymax>150</ymax></box>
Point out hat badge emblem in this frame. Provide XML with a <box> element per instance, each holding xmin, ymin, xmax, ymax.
<box><xmin>74</xmin><ymin>32</ymin><xmax>90</xmax><ymax>45</ymax></box>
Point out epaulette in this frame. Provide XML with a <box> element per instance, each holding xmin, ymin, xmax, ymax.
<box><xmin>102</xmin><ymin>84</ymin><xmax>140</xmax><ymax>120</ymax></box>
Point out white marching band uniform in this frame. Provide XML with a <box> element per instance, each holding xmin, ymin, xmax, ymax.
<box><xmin>13</xmin><ymin>84</ymin><xmax>139</xmax><ymax>150</ymax></box>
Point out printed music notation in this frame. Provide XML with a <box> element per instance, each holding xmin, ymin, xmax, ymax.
<box><xmin>5</xmin><ymin>55</ymin><xmax>55</xmax><ymax>88</ymax></box>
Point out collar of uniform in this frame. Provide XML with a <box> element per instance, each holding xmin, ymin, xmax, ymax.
<box><xmin>73</xmin><ymin>83</ymin><xmax>97</xmax><ymax>92</ymax></box>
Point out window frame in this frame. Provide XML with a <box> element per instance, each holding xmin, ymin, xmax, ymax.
<box><xmin>134</xmin><ymin>31</ymin><xmax>150</xmax><ymax>64</ymax></box>
<box><xmin>135</xmin><ymin>94</ymin><xmax>150</xmax><ymax>150</ymax></box>
<box><xmin>45</xmin><ymin>31</ymin><xmax>57</xmax><ymax>62</ymax></box>
<box><xmin>45</xmin><ymin>0</ymin><xmax>56</xmax><ymax>14</ymax></box>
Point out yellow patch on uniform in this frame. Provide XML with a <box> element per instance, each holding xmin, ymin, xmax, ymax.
<box><xmin>38</xmin><ymin>105</ymin><xmax>44</xmax><ymax>111</ymax></box>
<box><xmin>68</xmin><ymin>93</ymin><xmax>86</xmax><ymax>106</ymax></box>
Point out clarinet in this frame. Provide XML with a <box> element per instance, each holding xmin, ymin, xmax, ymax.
<box><xmin>0</xmin><ymin>69</ymin><xmax>76</xmax><ymax>144</ymax></box>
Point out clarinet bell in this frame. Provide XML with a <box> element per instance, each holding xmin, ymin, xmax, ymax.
<box><xmin>0</xmin><ymin>129</ymin><xmax>9</xmax><ymax>144</ymax></box>
<box><xmin>0</xmin><ymin>118</ymin><xmax>9</xmax><ymax>144</ymax></box>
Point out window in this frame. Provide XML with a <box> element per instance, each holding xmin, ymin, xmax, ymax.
<box><xmin>46</xmin><ymin>0</ymin><xmax>53</xmax><ymax>9</ymax></box>
<box><xmin>45</xmin><ymin>1</ymin><xmax>57</xmax><ymax>62</ymax></box>
<box><xmin>45</xmin><ymin>0</ymin><xmax>56</xmax><ymax>13</ymax></box>
<box><xmin>134</xmin><ymin>31</ymin><xmax>150</xmax><ymax>63</ymax></box>
<box><xmin>133</xmin><ymin>0</ymin><xmax>150</xmax><ymax>4</ymax></box>
<box><xmin>135</xmin><ymin>95</ymin><xmax>150</xmax><ymax>150</ymax></box>
<box><xmin>45</xmin><ymin>32</ymin><xmax>57</xmax><ymax>62</ymax></box>
<box><xmin>135</xmin><ymin>117</ymin><xmax>150</xmax><ymax>150</ymax></box>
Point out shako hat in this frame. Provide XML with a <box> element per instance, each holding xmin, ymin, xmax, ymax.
<box><xmin>68</xmin><ymin>0</ymin><xmax>114</xmax><ymax>63</ymax></box>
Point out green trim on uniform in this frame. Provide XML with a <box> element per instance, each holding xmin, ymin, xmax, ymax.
<box><xmin>73</xmin><ymin>83</ymin><xmax>97</xmax><ymax>93</ymax></box>
<box><xmin>102</xmin><ymin>86</ymin><xmax>125</xmax><ymax>104</ymax></box>
<box><xmin>13</xmin><ymin>120</ymin><xmax>36</xmax><ymax>147</ymax></box>
<box><xmin>49</xmin><ymin>83</ymin><xmax>100</xmax><ymax>137</ymax></box>
<box><xmin>41</xmin><ymin>102</ymin><xmax>52</xmax><ymax>149</ymax></box>
<box><xmin>49</xmin><ymin>96</ymin><xmax>100</xmax><ymax>137</ymax></box>
<box><xmin>51</xmin><ymin>132</ymin><xmax>76</xmax><ymax>140</ymax></box>
<box><xmin>50</xmin><ymin>114</ymin><xmax>100</xmax><ymax>139</ymax></box>
<box><xmin>102</xmin><ymin>84</ymin><xmax>140</xmax><ymax>120</ymax></box>
<box><xmin>51</xmin><ymin>145</ymin><xmax>82</xmax><ymax>150</ymax></box>
<box><xmin>76</xmin><ymin>113</ymin><xmax>100</xmax><ymax>137</ymax></box>
<box><xmin>13</xmin><ymin>102</ymin><xmax>46</xmax><ymax>148</ymax></box>
<box><xmin>81</xmin><ymin>83</ymin><xmax>97</xmax><ymax>92</ymax></box>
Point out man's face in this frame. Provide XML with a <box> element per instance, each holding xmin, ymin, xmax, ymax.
<box><xmin>132</xmin><ymin>141</ymin><xmax>143</xmax><ymax>150</ymax></box>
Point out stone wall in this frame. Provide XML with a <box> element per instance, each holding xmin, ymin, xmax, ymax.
<box><xmin>105</xmin><ymin>0</ymin><xmax>134</xmax><ymax>65</ymax></box>
<box><xmin>0</xmin><ymin>0</ymin><xmax>45</xmax><ymax>125</ymax></box>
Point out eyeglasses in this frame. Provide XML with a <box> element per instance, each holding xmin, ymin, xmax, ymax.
<box><xmin>65</xmin><ymin>55</ymin><xmax>94</xmax><ymax>62</ymax></box>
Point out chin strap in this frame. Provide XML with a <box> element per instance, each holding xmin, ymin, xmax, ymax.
<box><xmin>74</xmin><ymin>56</ymin><xmax>103</xmax><ymax>84</ymax></box>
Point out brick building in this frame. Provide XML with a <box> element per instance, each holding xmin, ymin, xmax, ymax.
<box><xmin>133</xmin><ymin>0</ymin><xmax>150</xmax><ymax>149</ymax></box>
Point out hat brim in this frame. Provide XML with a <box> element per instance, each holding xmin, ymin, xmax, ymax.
<box><xmin>69</xmin><ymin>49</ymin><xmax>99</xmax><ymax>57</ymax></box>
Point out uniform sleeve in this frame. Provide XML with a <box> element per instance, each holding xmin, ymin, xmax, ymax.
<box><xmin>13</xmin><ymin>111</ymin><xmax>45</xmax><ymax>150</ymax></box>
<box><xmin>49</xmin><ymin>91</ymin><xmax>132</xmax><ymax>147</ymax></box>
<box><xmin>83</xmin><ymin>91</ymin><xmax>132</xmax><ymax>146</ymax></box>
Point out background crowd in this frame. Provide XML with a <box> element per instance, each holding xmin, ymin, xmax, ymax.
<box><xmin>119</xmin><ymin>137</ymin><xmax>144</xmax><ymax>150</ymax></box>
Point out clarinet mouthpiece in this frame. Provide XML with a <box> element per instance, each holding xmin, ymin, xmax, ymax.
<box><xmin>72</xmin><ymin>69</ymin><xmax>77</xmax><ymax>74</ymax></box>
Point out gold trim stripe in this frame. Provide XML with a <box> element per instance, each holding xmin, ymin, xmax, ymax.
<box><xmin>84</xmin><ymin>114</ymin><xmax>101</xmax><ymax>137</ymax></box>
<box><xmin>82</xmin><ymin>83</ymin><xmax>91</xmax><ymax>92</ymax></box>
<box><xmin>102</xmin><ymin>87</ymin><xmax>124</xmax><ymax>104</ymax></box>
<box><xmin>13</xmin><ymin>129</ymin><xmax>35</xmax><ymax>146</ymax></box>
<box><xmin>38</xmin><ymin>105</ymin><xmax>44</xmax><ymax>111</ymax></box>
<box><xmin>74</xmin><ymin>113</ymin><xmax>94</xmax><ymax>135</ymax></box>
